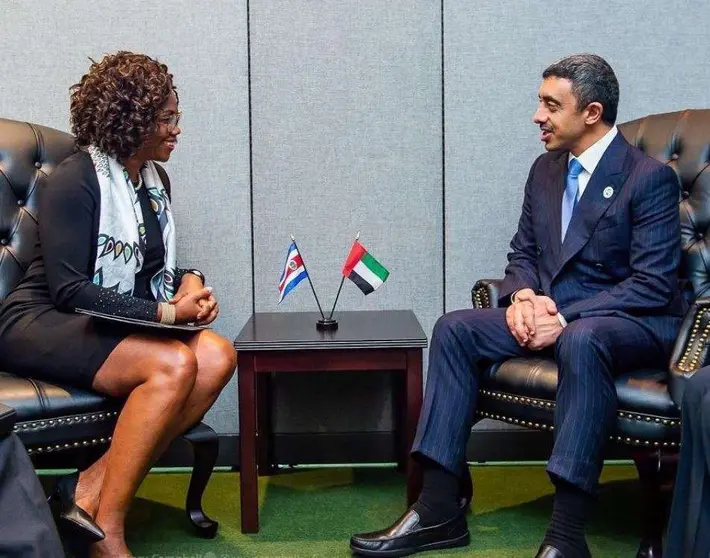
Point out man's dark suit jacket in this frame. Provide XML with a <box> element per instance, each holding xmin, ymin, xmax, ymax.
<box><xmin>499</xmin><ymin>132</ymin><xmax>686</xmax><ymax>347</ymax></box>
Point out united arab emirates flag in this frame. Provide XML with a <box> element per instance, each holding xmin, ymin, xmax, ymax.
<box><xmin>341</xmin><ymin>240</ymin><xmax>390</xmax><ymax>294</ymax></box>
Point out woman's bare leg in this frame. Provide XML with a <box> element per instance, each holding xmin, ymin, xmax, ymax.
<box><xmin>74</xmin><ymin>331</ymin><xmax>236</xmax><ymax>551</ymax></box>
<box><xmin>80</xmin><ymin>334</ymin><xmax>198</xmax><ymax>557</ymax></box>
<box><xmin>160</xmin><ymin>330</ymin><xmax>236</xmax><ymax>439</ymax></box>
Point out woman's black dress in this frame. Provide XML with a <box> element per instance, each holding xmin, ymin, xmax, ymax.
<box><xmin>0</xmin><ymin>151</ymin><xmax>170</xmax><ymax>389</ymax></box>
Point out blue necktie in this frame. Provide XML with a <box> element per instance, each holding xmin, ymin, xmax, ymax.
<box><xmin>561</xmin><ymin>158</ymin><xmax>584</xmax><ymax>241</ymax></box>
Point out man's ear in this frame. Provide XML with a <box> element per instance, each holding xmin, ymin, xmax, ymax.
<box><xmin>584</xmin><ymin>102</ymin><xmax>604</xmax><ymax>126</ymax></box>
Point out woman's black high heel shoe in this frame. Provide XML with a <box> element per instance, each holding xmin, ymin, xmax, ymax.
<box><xmin>48</xmin><ymin>472</ymin><xmax>105</xmax><ymax>542</ymax></box>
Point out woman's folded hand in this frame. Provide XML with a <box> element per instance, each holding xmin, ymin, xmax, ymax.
<box><xmin>171</xmin><ymin>287</ymin><xmax>214</xmax><ymax>323</ymax></box>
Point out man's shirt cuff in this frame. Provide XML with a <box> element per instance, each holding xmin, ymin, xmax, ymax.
<box><xmin>557</xmin><ymin>312</ymin><xmax>568</xmax><ymax>328</ymax></box>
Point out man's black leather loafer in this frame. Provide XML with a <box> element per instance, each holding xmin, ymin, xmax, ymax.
<box><xmin>535</xmin><ymin>545</ymin><xmax>565</xmax><ymax>558</ymax></box>
<box><xmin>350</xmin><ymin>507</ymin><xmax>469</xmax><ymax>557</ymax></box>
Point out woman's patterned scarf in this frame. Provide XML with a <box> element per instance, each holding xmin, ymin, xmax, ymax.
<box><xmin>87</xmin><ymin>146</ymin><xmax>177</xmax><ymax>301</ymax></box>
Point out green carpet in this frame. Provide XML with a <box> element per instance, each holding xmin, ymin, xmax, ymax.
<box><xmin>96</xmin><ymin>464</ymin><xmax>639</xmax><ymax>557</ymax></box>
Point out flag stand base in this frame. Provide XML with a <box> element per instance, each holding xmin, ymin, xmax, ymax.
<box><xmin>316</xmin><ymin>318</ymin><xmax>338</xmax><ymax>331</ymax></box>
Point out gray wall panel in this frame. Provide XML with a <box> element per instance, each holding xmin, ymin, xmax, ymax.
<box><xmin>250</xmin><ymin>1</ymin><xmax>442</xmax><ymax>433</ymax></box>
<box><xmin>0</xmin><ymin>0</ymin><xmax>251</xmax><ymax>434</ymax></box>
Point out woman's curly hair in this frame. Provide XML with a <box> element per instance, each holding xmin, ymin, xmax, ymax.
<box><xmin>70</xmin><ymin>51</ymin><xmax>176</xmax><ymax>161</ymax></box>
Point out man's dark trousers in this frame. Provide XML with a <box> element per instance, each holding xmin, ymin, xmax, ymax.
<box><xmin>0</xmin><ymin>433</ymin><xmax>64</xmax><ymax>557</ymax></box>
<box><xmin>665</xmin><ymin>367</ymin><xmax>710</xmax><ymax>557</ymax></box>
<box><xmin>411</xmin><ymin>307</ymin><xmax>671</xmax><ymax>493</ymax></box>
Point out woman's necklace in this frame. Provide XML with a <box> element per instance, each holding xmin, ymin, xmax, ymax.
<box><xmin>122</xmin><ymin>168</ymin><xmax>144</xmax><ymax>191</ymax></box>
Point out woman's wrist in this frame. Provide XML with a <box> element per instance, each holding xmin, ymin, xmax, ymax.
<box><xmin>183</xmin><ymin>269</ymin><xmax>205</xmax><ymax>286</ymax></box>
<box><xmin>159</xmin><ymin>302</ymin><xmax>176</xmax><ymax>324</ymax></box>
<box><xmin>179</xmin><ymin>274</ymin><xmax>203</xmax><ymax>292</ymax></box>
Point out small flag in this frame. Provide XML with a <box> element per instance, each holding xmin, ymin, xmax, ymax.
<box><xmin>278</xmin><ymin>242</ymin><xmax>308</xmax><ymax>303</ymax></box>
<box><xmin>341</xmin><ymin>240</ymin><xmax>390</xmax><ymax>295</ymax></box>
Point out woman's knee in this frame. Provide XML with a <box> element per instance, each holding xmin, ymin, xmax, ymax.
<box><xmin>94</xmin><ymin>336</ymin><xmax>198</xmax><ymax>396</ymax></box>
<box><xmin>198</xmin><ymin>334</ymin><xmax>237</xmax><ymax>388</ymax></box>
<box><xmin>215</xmin><ymin>336</ymin><xmax>238</xmax><ymax>376</ymax></box>
<box><xmin>149</xmin><ymin>340</ymin><xmax>199</xmax><ymax>393</ymax></box>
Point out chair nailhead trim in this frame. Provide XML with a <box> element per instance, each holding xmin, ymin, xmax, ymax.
<box><xmin>477</xmin><ymin>410</ymin><xmax>554</xmax><ymax>431</ymax></box>
<box><xmin>481</xmin><ymin>389</ymin><xmax>555</xmax><ymax>410</ymax></box>
<box><xmin>677</xmin><ymin>309</ymin><xmax>710</xmax><ymax>372</ymax></box>
<box><xmin>479</xmin><ymin>389</ymin><xmax>680</xmax><ymax>426</ymax></box>
<box><xmin>477</xmin><ymin>390</ymin><xmax>681</xmax><ymax>448</ymax></box>
<box><xmin>27</xmin><ymin>436</ymin><xmax>112</xmax><ymax>455</ymax></box>
<box><xmin>476</xmin><ymin>409</ymin><xmax>679</xmax><ymax>448</ymax></box>
<box><xmin>472</xmin><ymin>287</ymin><xmax>491</xmax><ymax>309</ymax></box>
<box><xmin>12</xmin><ymin>410</ymin><xmax>119</xmax><ymax>433</ymax></box>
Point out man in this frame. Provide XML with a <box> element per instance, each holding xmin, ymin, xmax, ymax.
<box><xmin>350</xmin><ymin>54</ymin><xmax>685</xmax><ymax>558</ymax></box>
<box><xmin>0</xmin><ymin>403</ymin><xmax>64</xmax><ymax>557</ymax></box>
<box><xmin>665</xmin><ymin>367</ymin><xmax>710</xmax><ymax>557</ymax></box>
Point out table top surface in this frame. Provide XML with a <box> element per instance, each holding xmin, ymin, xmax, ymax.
<box><xmin>233</xmin><ymin>310</ymin><xmax>428</xmax><ymax>350</ymax></box>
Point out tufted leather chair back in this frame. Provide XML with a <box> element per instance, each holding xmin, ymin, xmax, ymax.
<box><xmin>619</xmin><ymin>110</ymin><xmax>710</xmax><ymax>400</ymax></box>
<box><xmin>0</xmin><ymin>118</ymin><xmax>75</xmax><ymax>302</ymax></box>
<box><xmin>619</xmin><ymin>110</ymin><xmax>710</xmax><ymax>298</ymax></box>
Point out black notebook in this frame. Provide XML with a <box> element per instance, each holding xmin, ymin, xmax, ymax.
<box><xmin>76</xmin><ymin>308</ymin><xmax>209</xmax><ymax>331</ymax></box>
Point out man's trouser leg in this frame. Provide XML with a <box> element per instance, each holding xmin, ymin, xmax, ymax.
<box><xmin>412</xmin><ymin>308</ymin><xmax>533</xmax><ymax>474</ymax></box>
<box><xmin>549</xmin><ymin>316</ymin><xmax>668</xmax><ymax>493</ymax></box>
<box><xmin>0</xmin><ymin>433</ymin><xmax>64</xmax><ymax>557</ymax></box>
<box><xmin>665</xmin><ymin>368</ymin><xmax>710</xmax><ymax>558</ymax></box>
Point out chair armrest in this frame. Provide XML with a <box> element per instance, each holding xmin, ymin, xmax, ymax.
<box><xmin>669</xmin><ymin>297</ymin><xmax>710</xmax><ymax>408</ymax></box>
<box><xmin>471</xmin><ymin>279</ymin><xmax>503</xmax><ymax>309</ymax></box>
<box><xmin>0</xmin><ymin>402</ymin><xmax>16</xmax><ymax>437</ymax></box>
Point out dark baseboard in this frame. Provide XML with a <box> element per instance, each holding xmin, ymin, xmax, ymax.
<box><xmin>154</xmin><ymin>428</ymin><xmax>634</xmax><ymax>469</ymax></box>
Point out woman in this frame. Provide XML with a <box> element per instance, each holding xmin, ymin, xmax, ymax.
<box><xmin>0</xmin><ymin>52</ymin><xmax>236</xmax><ymax>557</ymax></box>
<box><xmin>665</xmin><ymin>367</ymin><xmax>710</xmax><ymax>557</ymax></box>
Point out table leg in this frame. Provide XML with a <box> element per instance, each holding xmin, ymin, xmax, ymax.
<box><xmin>391</xmin><ymin>371</ymin><xmax>406</xmax><ymax>473</ymax></box>
<box><xmin>257</xmin><ymin>372</ymin><xmax>277</xmax><ymax>475</ymax></box>
<box><xmin>238</xmin><ymin>352</ymin><xmax>259</xmax><ymax>533</ymax></box>
<box><xmin>405</xmin><ymin>349</ymin><xmax>423</xmax><ymax>506</ymax></box>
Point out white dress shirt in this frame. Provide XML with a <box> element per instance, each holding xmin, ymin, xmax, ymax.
<box><xmin>569</xmin><ymin>125</ymin><xmax>618</xmax><ymax>200</ymax></box>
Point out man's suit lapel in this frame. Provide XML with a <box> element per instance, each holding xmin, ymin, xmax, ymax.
<box><xmin>551</xmin><ymin>133</ymin><xmax>630</xmax><ymax>280</ymax></box>
<box><xmin>546</xmin><ymin>154</ymin><xmax>566</xmax><ymax>254</ymax></box>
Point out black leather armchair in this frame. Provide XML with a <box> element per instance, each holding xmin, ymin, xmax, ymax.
<box><xmin>0</xmin><ymin>118</ymin><xmax>219</xmax><ymax>538</ymax></box>
<box><xmin>471</xmin><ymin>109</ymin><xmax>710</xmax><ymax>558</ymax></box>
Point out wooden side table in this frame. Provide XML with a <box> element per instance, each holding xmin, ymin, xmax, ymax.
<box><xmin>233</xmin><ymin>310</ymin><xmax>427</xmax><ymax>533</ymax></box>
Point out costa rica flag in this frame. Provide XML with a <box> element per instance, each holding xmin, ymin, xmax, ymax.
<box><xmin>278</xmin><ymin>242</ymin><xmax>308</xmax><ymax>303</ymax></box>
